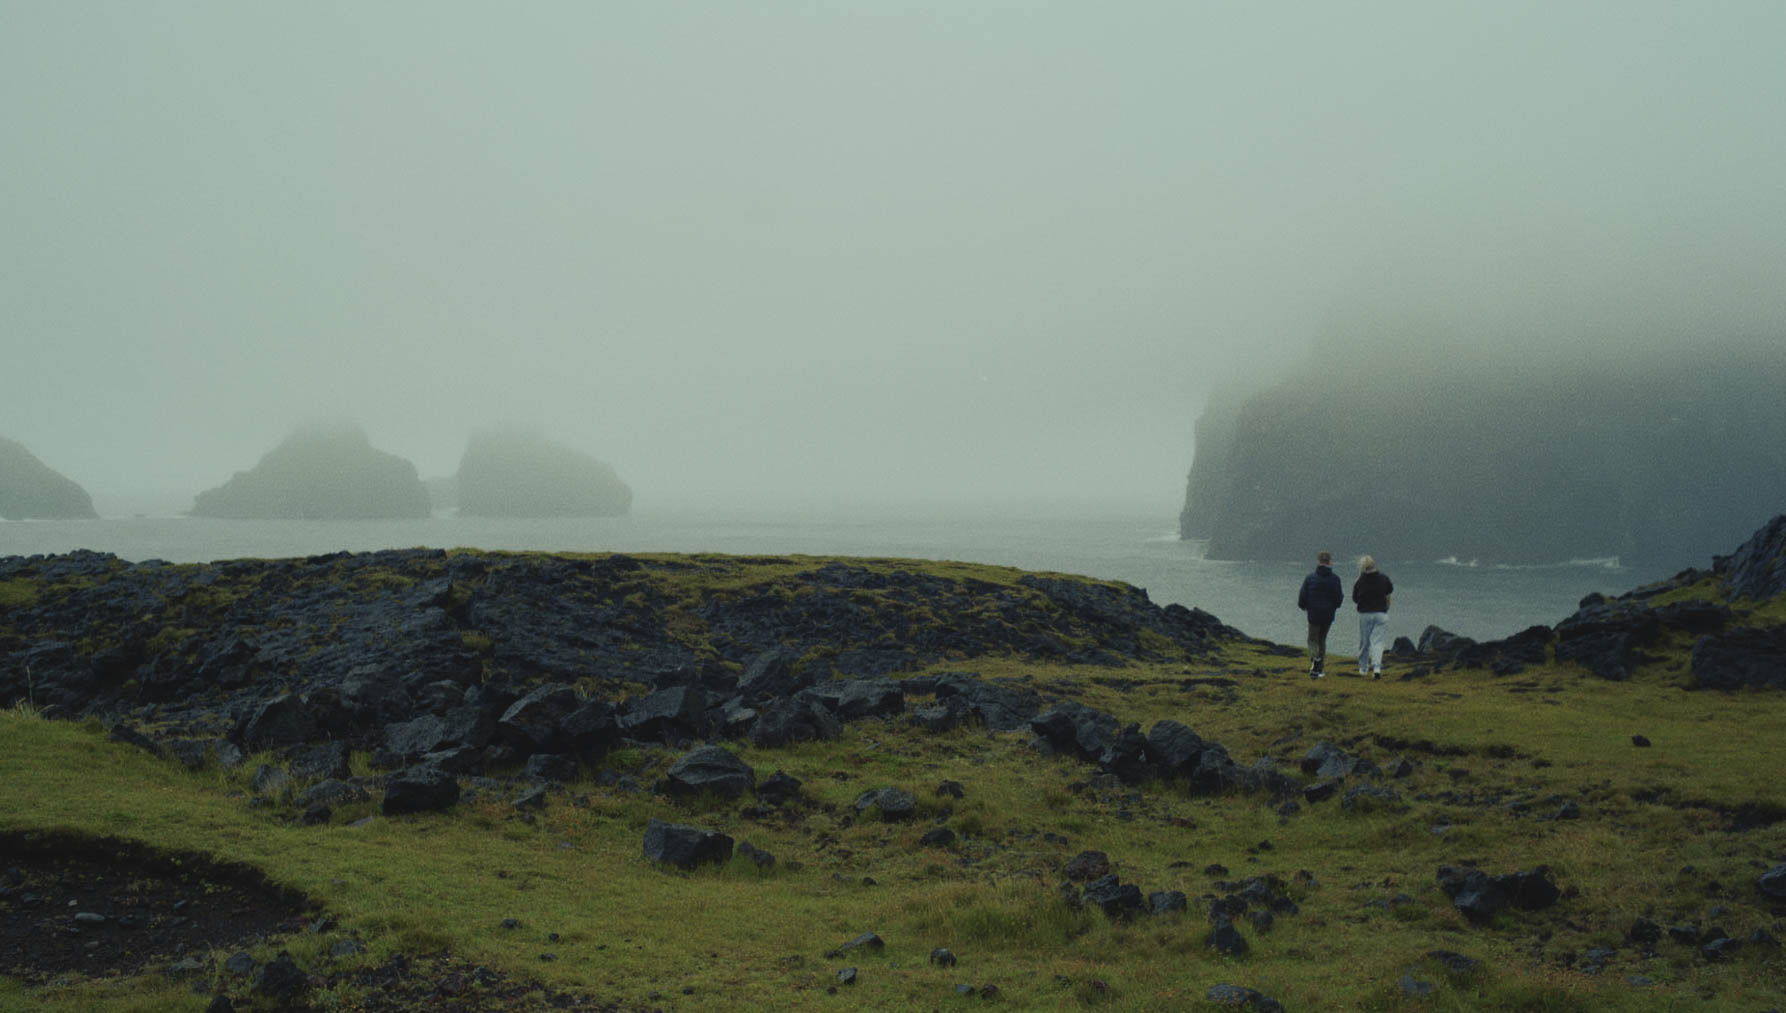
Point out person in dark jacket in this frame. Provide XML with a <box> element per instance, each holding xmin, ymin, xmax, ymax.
<box><xmin>1296</xmin><ymin>550</ymin><xmax>1344</xmax><ymax>679</ymax></box>
<box><xmin>1352</xmin><ymin>555</ymin><xmax>1394</xmax><ymax>678</ymax></box>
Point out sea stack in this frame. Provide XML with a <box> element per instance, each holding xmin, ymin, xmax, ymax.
<box><xmin>0</xmin><ymin>437</ymin><xmax>98</xmax><ymax>519</ymax></box>
<box><xmin>190</xmin><ymin>424</ymin><xmax>431</xmax><ymax>520</ymax></box>
<box><xmin>454</xmin><ymin>428</ymin><xmax>632</xmax><ymax>518</ymax></box>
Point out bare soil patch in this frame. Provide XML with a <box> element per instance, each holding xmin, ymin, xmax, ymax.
<box><xmin>0</xmin><ymin>829</ymin><xmax>312</xmax><ymax>984</ymax></box>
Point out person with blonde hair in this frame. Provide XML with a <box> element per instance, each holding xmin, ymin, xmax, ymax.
<box><xmin>1352</xmin><ymin>555</ymin><xmax>1394</xmax><ymax>679</ymax></box>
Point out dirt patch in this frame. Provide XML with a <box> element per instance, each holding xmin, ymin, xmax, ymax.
<box><xmin>0</xmin><ymin>829</ymin><xmax>313</xmax><ymax>984</ymax></box>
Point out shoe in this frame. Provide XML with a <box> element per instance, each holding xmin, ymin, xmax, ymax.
<box><xmin>1372</xmin><ymin>670</ymin><xmax>1382</xmax><ymax>680</ymax></box>
<box><xmin>1309</xmin><ymin>669</ymin><xmax>1324</xmax><ymax>680</ymax></box>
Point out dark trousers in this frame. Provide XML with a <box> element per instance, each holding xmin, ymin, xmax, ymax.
<box><xmin>1307</xmin><ymin>621</ymin><xmax>1332</xmax><ymax>671</ymax></box>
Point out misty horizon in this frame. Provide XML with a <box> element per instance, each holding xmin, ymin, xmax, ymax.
<box><xmin>6</xmin><ymin>3</ymin><xmax>1784</xmax><ymax>520</ymax></box>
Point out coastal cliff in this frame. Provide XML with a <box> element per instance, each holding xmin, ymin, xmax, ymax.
<box><xmin>0</xmin><ymin>437</ymin><xmax>97</xmax><ymax>520</ymax></box>
<box><xmin>1181</xmin><ymin>346</ymin><xmax>1786</xmax><ymax>566</ymax></box>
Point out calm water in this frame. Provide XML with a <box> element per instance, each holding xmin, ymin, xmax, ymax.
<box><xmin>0</xmin><ymin>506</ymin><xmax>1672</xmax><ymax>648</ymax></box>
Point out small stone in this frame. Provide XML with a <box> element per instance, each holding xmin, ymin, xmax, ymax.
<box><xmin>836</xmin><ymin>967</ymin><xmax>857</xmax><ymax>985</ymax></box>
<box><xmin>929</xmin><ymin>947</ymin><xmax>957</xmax><ymax>967</ymax></box>
<box><xmin>1631</xmin><ymin>735</ymin><xmax>1651</xmax><ymax>748</ymax></box>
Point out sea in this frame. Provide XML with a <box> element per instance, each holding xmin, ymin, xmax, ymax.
<box><xmin>0</xmin><ymin>504</ymin><xmax>1675</xmax><ymax>649</ymax></box>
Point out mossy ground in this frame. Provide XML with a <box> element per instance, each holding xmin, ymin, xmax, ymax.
<box><xmin>2</xmin><ymin>556</ymin><xmax>1784</xmax><ymax>1012</ymax></box>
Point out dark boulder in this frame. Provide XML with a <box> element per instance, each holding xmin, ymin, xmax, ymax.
<box><xmin>1029</xmin><ymin>701</ymin><xmax>1117</xmax><ymax>762</ymax></box>
<box><xmin>642</xmin><ymin>818</ymin><xmax>734</xmax><ymax>869</ymax></box>
<box><xmin>523</xmin><ymin>753</ymin><xmax>578</xmax><ymax>783</ymax></box>
<box><xmin>918</xmin><ymin>827</ymin><xmax>956</xmax><ymax>848</ymax></box>
<box><xmin>1759</xmin><ymin>862</ymin><xmax>1786</xmax><ymax>900</ymax></box>
<box><xmin>854</xmin><ymin>787</ymin><xmax>917</xmax><ymax>821</ymax></box>
<box><xmin>234</xmin><ymin>694</ymin><xmax>317</xmax><ymax>752</ymax></box>
<box><xmin>288</xmin><ymin>741</ymin><xmax>351</xmax><ymax>781</ymax></box>
<box><xmin>382</xmin><ymin>765</ymin><xmax>460</xmax><ymax>815</ymax></box>
<box><xmin>1207</xmin><ymin>914</ymin><xmax>1248</xmax><ymax>955</ymax></box>
<box><xmin>1081</xmin><ymin>875</ymin><xmax>1144</xmax><ymax>919</ymax></box>
<box><xmin>749</xmin><ymin>697</ymin><xmax>841</xmax><ymax>748</ymax></box>
<box><xmin>255</xmin><ymin>951</ymin><xmax>310</xmax><ymax>1000</ymax></box>
<box><xmin>755</xmin><ymin>770</ymin><xmax>804</xmax><ymax>807</ymax></box>
<box><xmin>923</xmin><ymin>674</ymin><xmax>1042</xmax><ymax>731</ymax></box>
<box><xmin>1436</xmin><ymin>865</ymin><xmax>1558</xmax><ymax>921</ymax></box>
<box><xmin>1554</xmin><ymin>603</ymin><xmax>1659</xmax><ymax>680</ymax></box>
<box><xmin>662</xmin><ymin>745</ymin><xmax>756</xmax><ymax>800</ymax></box>
<box><xmin>617</xmin><ymin>685</ymin><xmax>707</xmax><ymax>742</ymax></box>
<box><xmin>1692</xmin><ymin>627</ymin><xmax>1786</xmax><ymax>691</ymax></box>
<box><xmin>7</xmin><ymin>642</ymin><xmax>96</xmax><ymax>710</ymax></box>
<box><xmin>1149</xmin><ymin>890</ymin><xmax>1188</xmax><ymax>915</ymax></box>
<box><xmin>737</xmin><ymin>647</ymin><xmax>815</xmax><ymax>701</ymax></box>
<box><xmin>1145</xmin><ymin>720</ymin><xmax>1206</xmax><ymax>775</ymax></box>
<box><xmin>498</xmin><ymin>685</ymin><xmax>581</xmax><ymax>753</ymax></box>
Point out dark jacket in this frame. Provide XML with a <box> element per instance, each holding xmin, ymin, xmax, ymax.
<box><xmin>1352</xmin><ymin>571</ymin><xmax>1394</xmax><ymax>613</ymax></box>
<box><xmin>1297</xmin><ymin>566</ymin><xmax>1344</xmax><ymax>625</ymax></box>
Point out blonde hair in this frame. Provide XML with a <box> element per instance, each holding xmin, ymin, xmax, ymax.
<box><xmin>1359</xmin><ymin>555</ymin><xmax>1378</xmax><ymax>574</ymax></box>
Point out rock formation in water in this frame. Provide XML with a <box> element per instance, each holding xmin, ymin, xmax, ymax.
<box><xmin>189</xmin><ymin>425</ymin><xmax>431</xmax><ymax>520</ymax></box>
<box><xmin>1181</xmin><ymin>345</ymin><xmax>1786</xmax><ymax>567</ymax></box>
<box><xmin>0</xmin><ymin>438</ymin><xmax>98</xmax><ymax>520</ymax></box>
<box><xmin>454</xmin><ymin>428</ymin><xmax>632</xmax><ymax>518</ymax></box>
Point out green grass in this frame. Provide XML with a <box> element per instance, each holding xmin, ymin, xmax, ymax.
<box><xmin>2</xmin><ymin>556</ymin><xmax>1784</xmax><ymax>1011</ymax></box>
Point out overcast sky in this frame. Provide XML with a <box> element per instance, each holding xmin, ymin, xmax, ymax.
<box><xmin>5</xmin><ymin>2</ymin><xmax>1783</xmax><ymax>515</ymax></box>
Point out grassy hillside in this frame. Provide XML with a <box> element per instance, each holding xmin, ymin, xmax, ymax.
<box><xmin>2</xmin><ymin>554</ymin><xmax>1784</xmax><ymax>1012</ymax></box>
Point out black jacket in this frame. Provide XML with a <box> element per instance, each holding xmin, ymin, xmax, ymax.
<box><xmin>1297</xmin><ymin>566</ymin><xmax>1344</xmax><ymax>624</ymax></box>
<box><xmin>1352</xmin><ymin>571</ymin><xmax>1394</xmax><ymax>613</ymax></box>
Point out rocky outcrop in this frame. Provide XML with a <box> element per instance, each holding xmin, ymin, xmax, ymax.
<box><xmin>190</xmin><ymin>425</ymin><xmax>430</xmax><ymax>520</ymax></box>
<box><xmin>454</xmin><ymin>428</ymin><xmax>631</xmax><ymax>518</ymax></box>
<box><xmin>0</xmin><ymin>438</ymin><xmax>96</xmax><ymax>520</ymax></box>
<box><xmin>1715</xmin><ymin>514</ymin><xmax>1786</xmax><ymax>602</ymax></box>
<box><xmin>0</xmin><ymin>549</ymin><xmax>1249</xmax><ymax>763</ymax></box>
<box><xmin>1181</xmin><ymin>348</ymin><xmax>1786</xmax><ymax>567</ymax></box>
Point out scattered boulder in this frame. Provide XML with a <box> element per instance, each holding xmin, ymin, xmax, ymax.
<box><xmin>1759</xmin><ymin>863</ymin><xmax>1786</xmax><ymax>900</ymax></box>
<box><xmin>1081</xmin><ymin>875</ymin><xmax>1144</xmax><ymax>919</ymax></box>
<box><xmin>1436</xmin><ymin>865</ymin><xmax>1559</xmax><ymax>921</ymax></box>
<box><xmin>749</xmin><ymin>697</ymin><xmax>841</xmax><ymax>748</ymax></box>
<box><xmin>755</xmin><ymin>771</ymin><xmax>804</xmax><ymax>807</ymax></box>
<box><xmin>642</xmin><ymin>818</ymin><xmax>734</xmax><ymax>870</ymax></box>
<box><xmin>662</xmin><ymin>745</ymin><xmax>756</xmax><ymax>800</ymax></box>
<box><xmin>382</xmin><ymin>765</ymin><xmax>460</xmax><ymax>815</ymax></box>
<box><xmin>853</xmin><ymin>787</ymin><xmax>917</xmax><ymax>822</ymax></box>
<box><xmin>1063</xmin><ymin>851</ymin><xmax>1111</xmax><ymax>882</ymax></box>
<box><xmin>235</xmin><ymin>694</ymin><xmax>316</xmax><ymax>751</ymax></box>
<box><xmin>1207</xmin><ymin>914</ymin><xmax>1248</xmax><ymax>955</ymax></box>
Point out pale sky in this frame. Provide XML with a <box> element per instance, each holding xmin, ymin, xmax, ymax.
<box><xmin>5</xmin><ymin>2</ymin><xmax>1784</xmax><ymax>515</ymax></box>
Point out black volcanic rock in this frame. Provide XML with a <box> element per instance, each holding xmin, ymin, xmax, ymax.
<box><xmin>454</xmin><ymin>428</ymin><xmax>631</xmax><ymax>518</ymax></box>
<box><xmin>190</xmin><ymin>425</ymin><xmax>430</xmax><ymax>520</ymax></box>
<box><xmin>0</xmin><ymin>437</ymin><xmax>96</xmax><ymax>519</ymax></box>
